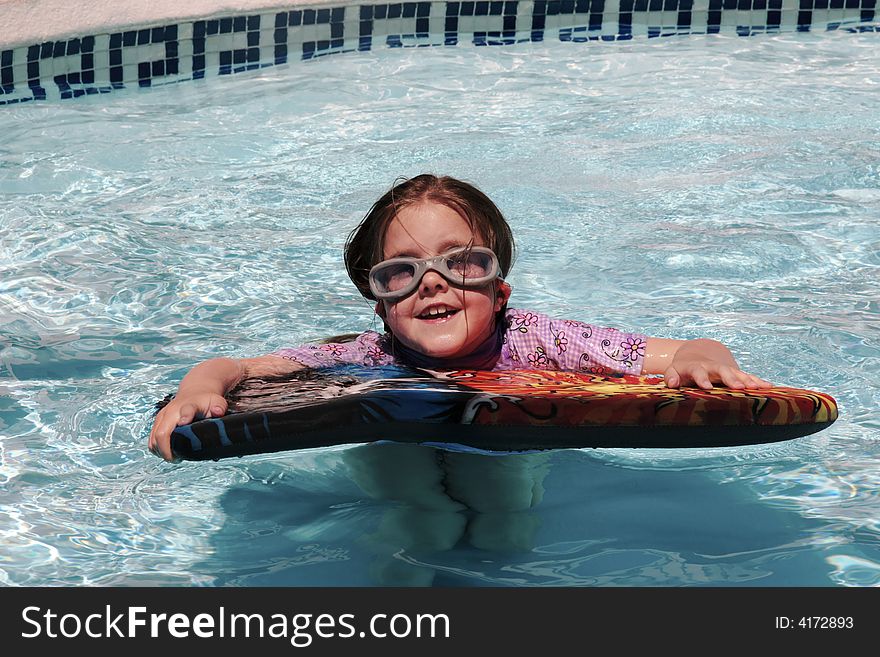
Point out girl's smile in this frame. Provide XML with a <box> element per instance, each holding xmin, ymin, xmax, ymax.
<box><xmin>416</xmin><ymin>304</ymin><xmax>460</xmax><ymax>322</ymax></box>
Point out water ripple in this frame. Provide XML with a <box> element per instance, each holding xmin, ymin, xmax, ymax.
<box><xmin>1</xmin><ymin>32</ymin><xmax>878</xmax><ymax>586</ymax></box>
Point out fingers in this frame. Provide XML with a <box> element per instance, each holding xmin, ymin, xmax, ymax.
<box><xmin>719</xmin><ymin>366</ymin><xmax>773</xmax><ymax>389</ymax></box>
<box><xmin>744</xmin><ymin>374</ymin><xmax>774</xmax><ymax>389</ymax></box>
<box><xmin>664</xmin><ymin>364</ymin><xmax>774</xmax><ymax>390</ymax></box>
<box><xmin>147</xmin><ymin>403</ymin><xmax>191</xmax><ymax>462</ymax></box>
<box><xmin>147</xmin><ymin>395</ymin><xmax>229</xmax><ymax>462</ymax></box>
<box><xmin>691</xmin><ymin>365</ymin><xmax>714</xmax><ymax>389</ymax></box>
<box><xmin>148</xmin><ymin>412</ymin><xmax>175</xmax><ymax>461</ymax></box>
<box><xmin>208</xmin><ymin>396</ymin><xmax>228</xmax><ymax>418</ymax></box>
<box><xmin>176</xmin><ymin>402</ymin><xmax>200</xmax><ymax>425</ymax></box>
<box><xmin>664</xmin><ymin>367</ymin><xmax>680</xmax><ymax>388</ymax></box>
<box><xmin>664</xmin><ymin>365</ymin><xmax>714</xmax><ymax>389</ymax></box>
<box><xmin>718</xmin><ymin>365</ymin><xmax>746</xmax><ymax>390</ymax></box>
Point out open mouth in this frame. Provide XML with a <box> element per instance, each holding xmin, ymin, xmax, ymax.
<box><xmin>416</xmin><ymin>307</ymin><xmax>460</xmax><ymax>320</ymax></box>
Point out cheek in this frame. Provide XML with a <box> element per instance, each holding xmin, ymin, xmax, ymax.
<box><xmin>462</xmin><ymin>288</ymin><xmax>496</xmax><ymax>314</ymax></box>
<box><xmin>383</xmin><ymin>299</ymin><xmax>409</xmax><ymax>325</ymax></box>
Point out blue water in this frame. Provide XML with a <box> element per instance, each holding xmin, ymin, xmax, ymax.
<box><xmin>1</xmin><ymin>32</ymin><xmax>879</xmax><ymax>586</ymax></box>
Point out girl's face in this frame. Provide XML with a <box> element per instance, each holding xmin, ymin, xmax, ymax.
<box><xmin>377</xmin><ymin>201</ymin><xmax>509</xmax><ymax>359</ymax></box>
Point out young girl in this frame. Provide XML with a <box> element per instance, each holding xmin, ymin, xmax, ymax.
<box><xmin>149</xmin><ymin>174</ymin><xmax>772</xmax><ymax>460</ymax></box>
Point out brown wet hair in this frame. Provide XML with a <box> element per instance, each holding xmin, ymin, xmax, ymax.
<box><xmin>344</xmin><ymin>174</ymin><xmax>516</xmax><ymax>301</ymax></box>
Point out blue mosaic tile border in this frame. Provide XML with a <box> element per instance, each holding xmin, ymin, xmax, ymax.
<box><xmin>1</xmin><ymin>0</ymin><xmax>877</xmax><ymax>105</ymax></box>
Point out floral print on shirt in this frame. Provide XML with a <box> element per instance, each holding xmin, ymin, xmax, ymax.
<box><xmin>272</xmin><ymin>308</ymin><xmax>647</xmax><ymax>376</ymax></box>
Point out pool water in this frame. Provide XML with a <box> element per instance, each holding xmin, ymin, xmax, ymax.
<box><xmin>1</xmin><ymin>31</ymin><xmax>878</xmax><ymax>586</ymax></box>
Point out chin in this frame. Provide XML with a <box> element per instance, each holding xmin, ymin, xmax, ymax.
<box><xmin>415</xmin><ymin>341</ymin><xmax>465</xmax><ymax>358</ymax></box>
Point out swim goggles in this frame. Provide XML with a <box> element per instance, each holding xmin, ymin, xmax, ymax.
<box><xmin>368</xmin><ymin>246</ymin><xmax>501</xmax><ymax>301</ymax></box>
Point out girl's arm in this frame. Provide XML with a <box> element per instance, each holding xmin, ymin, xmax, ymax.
<box><xmin>643</xmin><ymin>337</ymin><xmax>772</xmax><ymax>390</ymax></box>
<box><xmin>148</xmin><ymin>355</ymin><xmax>304</xmax><ymax>461</ymax></box>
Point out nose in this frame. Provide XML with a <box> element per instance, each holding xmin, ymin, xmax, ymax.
<box><xmin>419</xmin><ymin>268</ymin><xmax>448</xmax><ymax>295</ymax></box>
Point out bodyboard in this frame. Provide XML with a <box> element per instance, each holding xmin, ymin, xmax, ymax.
<box><xmin>165</xmin><ymin>366</ymin><xmax>838</xmax><ymax>461</ymax></box>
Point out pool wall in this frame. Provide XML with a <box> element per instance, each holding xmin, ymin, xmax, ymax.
<box><xmin>1</xmin><ymin>0</ymin><xmax>877</xmax><ymax>105</ymax></box>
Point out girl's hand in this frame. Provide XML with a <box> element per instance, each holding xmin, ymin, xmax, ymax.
<box><xmin>148</xmin><ymin>392</ymin><xmax>228</xmax><ymax>461</ymax></box>
<box><xmin>645</xmin><ymin>337</ymin><xmax>773</xmax><ymax>390</ymax></box>
<box><xmin>146</xmin><ymin>355</ymin><xmax>304</xmax><ymax>463</ymax></box>
<box><xmin>664</xmin><ymin>360</ymin><xmax>773</xmax><ymax>390</ymax></box>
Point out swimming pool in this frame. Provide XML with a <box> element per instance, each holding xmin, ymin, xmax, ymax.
<box><xmin>1</xmin><ymin>4</ymin><xmax>879</xmax><ymax>586</ymax></box>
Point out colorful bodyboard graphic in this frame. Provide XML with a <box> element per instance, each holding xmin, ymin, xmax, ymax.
<box><xmin>165</xmin><ymin>366</ymin><xmax>838</xmax><ymax>461</ymax></box>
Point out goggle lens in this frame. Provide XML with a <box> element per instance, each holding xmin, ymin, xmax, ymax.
<box><xmin>369</xmin><ymin>247</ymin><xmax>499</xmax><ymax>299</ymax></box>
<box><xmin>373</xmin><ymin>262</ymin><xmax>416</xmax><ymax>294</ymax></box>
<box><xmin>445</xmin><ymin>250</ymin><xmax>496</xmax><ymax>280</ymax></box>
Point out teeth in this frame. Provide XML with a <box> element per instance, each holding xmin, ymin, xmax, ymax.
<box><xmin>422</xmin><ymin>305</ymin><xmax>454</xmax><ymax>318</ymax></box>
